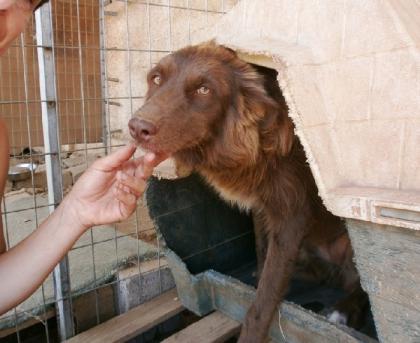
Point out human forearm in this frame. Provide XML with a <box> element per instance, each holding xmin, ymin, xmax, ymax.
<box><xmin>0</xmin><ymin>197</ymin><xmax>86</xmax><ymax>314</ymax></box>
<box><xmin>0</xmin><ymin>145</ymin><xmax>165</xmax><ymax>315</ymax></box>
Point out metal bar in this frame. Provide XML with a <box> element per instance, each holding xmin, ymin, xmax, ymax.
<box><xmin>75</xmin><ymin>0</ymin><xmax>102</xmax><ymax>325</ymax></box>
<box><xmin>123</xmin><ymin>0</ymin><xmax>144</xmax><ymax>310</ymax></box>
<box><xmin>99</xmin><ymin>4</ymin><xmax>120</xmax><ymax>315</ymax></box>
<box><xmin>99</xmin><ymin>0</ymin><xmax>110</xmax><ymax>152</ymax></box>
<box><xmin>35</xmin><ymin>4</ymin><xmax>75</xmax><ymax>340</ymax></box>
<box><xmin>59</xmin><ymin>0</ymin><xmax>71</xmax><ymax>151</ymax></box>
<box><xmin>4</xmin><ymin>44</ymin><xmax>181</xmax><ymax>53</ymax></box>
<box><xmin>187</xmin><ymin>0</ymin><xmax>191</xmax><ymax>43</ymax></box>
<box><xmin>0</xmin><ymin>96</ymin><xmax>145</xmax><ymax>105</ymax></box>
<box><xmin>116</xmin><ymin>0</ymin><xmax>227</xmax><ymax>15</ymax></box>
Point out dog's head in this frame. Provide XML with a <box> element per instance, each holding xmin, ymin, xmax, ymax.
<box><xmin>129</xmin><ymin>42</ymin><xmax>293</xmax><ymax>168</ymax></box>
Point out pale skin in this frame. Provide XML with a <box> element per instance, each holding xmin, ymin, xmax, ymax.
<box><xmin>0</xmin><ymin>0</ymin><xmax>167</xmax><ymax>315</ymax></box>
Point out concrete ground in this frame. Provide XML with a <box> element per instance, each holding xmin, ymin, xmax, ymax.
<box><xmin>0</xmin><ymin>151</ymin><xmax>159</xmax><ymax>330</ymax></box>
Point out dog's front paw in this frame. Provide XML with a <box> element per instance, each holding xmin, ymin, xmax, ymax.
<box><xmin>327</xmin><ymin>310</ymin><xmax>348</xmax><ymax>326</ymax></box>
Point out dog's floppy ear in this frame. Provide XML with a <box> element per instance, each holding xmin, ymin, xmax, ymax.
<box><xmin>259</xmin><ymin>99</ymin><xmax>295</xmax><ymax>157</ymax></box>
<box><xmin>207</xmin><ymin>99</ymin><xmax>259</xmax><ymax>168</ymax></box>
<box><xmin>209</xmin><ymin>64</ymin><xmax>294</xmax><ymax>168</ymax></box>
<box><xmin>221</xmin><ymin>102</ymin><xmax>261</xmax><ymax>167</ymax></box>
<box><xmin>238</xmin><ymin>69</ymin><xmax>295</xmax><ymax>157</ymax></box>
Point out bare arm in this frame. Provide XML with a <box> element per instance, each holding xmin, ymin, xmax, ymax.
<box><xmin>0</xmin><ymin>144</ymin><xmax>166</xmax><ymax>314</ymax></box>
<box><xmin>0</xmin><ymin>197</ymin><xmax>84</xmax><ymax>313</ymax></box>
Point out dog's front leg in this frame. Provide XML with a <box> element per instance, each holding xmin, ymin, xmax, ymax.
<box><xmin>253</xmin><ymin>211</ymin><xmax>267</xmax><ymax>284</ymax></box>
<box><xmin>238</xmin><ymin>215</ymin><xmax>309</xmax><ymax>343</ymax></box>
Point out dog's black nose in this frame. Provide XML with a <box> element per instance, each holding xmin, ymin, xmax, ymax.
<box><xmin>128</xmin><ymin>118</ymin><xmax>157</xmax><ymax>142</ymax></box>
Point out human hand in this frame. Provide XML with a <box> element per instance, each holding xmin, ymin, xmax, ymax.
<box><xmin>64</xmin><ymin>144</ymin><xmax>167</xmax><ymax>231</ymax></box>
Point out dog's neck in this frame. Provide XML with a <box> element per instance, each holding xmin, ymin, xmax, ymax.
<box><xmin>174</xmin><ymin>133</ymin><xmax>290</xmax><ymax>208</ymax></box>
<box><xmin>173</xmin><ymin>132</ymin><xmax>315</xmax><ymax>218</ymax></box>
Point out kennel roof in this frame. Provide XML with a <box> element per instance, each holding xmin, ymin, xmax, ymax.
<box><xmin>200</xmin><ymin>0</ymin><xmax>419</xmax><ymax>230</ymax></box>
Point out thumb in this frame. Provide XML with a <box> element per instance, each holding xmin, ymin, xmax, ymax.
<box><xmin>95</xmin><ymin>144</ymin><xmax>137</xmax><ymax>171</ymax></box>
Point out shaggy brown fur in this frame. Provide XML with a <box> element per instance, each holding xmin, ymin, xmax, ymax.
<box><xmin>129</xmin><ymin>42</ymin><xmax>365</xmax><ymax>342</ymax></box>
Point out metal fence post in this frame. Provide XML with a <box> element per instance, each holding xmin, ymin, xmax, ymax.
<box><xmin>99</xmin><ymin>0</ymin><xmax>110</xmax><ymax>153</ymax></box>
<box><xmin>35</xmin><ymin>4</ymin><xmax>75</xmax><ymax>340</ymax></box>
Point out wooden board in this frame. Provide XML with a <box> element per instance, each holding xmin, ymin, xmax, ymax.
<box><xmin>65</xmin><ymin>289</ymin><xmax>183</xmax><ymax>343</ymax></box>
<box><xmin>162</xmin><ymin>311</ymin><xmax>241</xmax><ymax>343</ymax></box>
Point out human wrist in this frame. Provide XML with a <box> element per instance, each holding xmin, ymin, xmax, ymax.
<box><xmin>58</xmin><ymin>194</ymin><xmax>90</xmax><ymax>235</ymax></box>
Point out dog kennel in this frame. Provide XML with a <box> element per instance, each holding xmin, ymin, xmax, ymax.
<box><xmin>1</xmin><ymin>0</ymin><xmax>419</xmax><ymax>342</ymax></box>
<box><xmin>145</xmin><ymin>1</ymin><xmax>420</xmax><ymax>342</ymax></box>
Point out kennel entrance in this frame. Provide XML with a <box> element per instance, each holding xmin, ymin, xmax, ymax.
<box><xmin>146</xmin><ymin>145</ymin><xmax>376</xmax><ymax>343</ymax></box>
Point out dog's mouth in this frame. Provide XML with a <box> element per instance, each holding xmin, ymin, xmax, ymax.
<box><xmin>131</xmin><ymin>133</ymin><xmax>181</xmax><ymax>160</ymax></box>
<box><xmin>133</xmin><ymin>138</ymin><xmax>170</xmax><ymax>156</ymax></box>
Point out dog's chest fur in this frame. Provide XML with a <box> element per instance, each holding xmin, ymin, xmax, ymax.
<box><xmin>199</xmin><ymin>167</ymin><xmax>261</xmax><ymax>212</ymax></box>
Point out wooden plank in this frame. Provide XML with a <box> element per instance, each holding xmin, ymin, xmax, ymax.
<box><xmin>65</xmin><ymin>289</ymin><xmax>183</xmax><ymax>343</ymax></box>
<box><xmin>162</xmin><ymin>311</ymin><xmax>241</xmax><ymax>343</ymax></box>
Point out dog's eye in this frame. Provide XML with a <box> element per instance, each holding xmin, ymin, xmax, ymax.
<box><xmin>152</xmin><ymin>75</ymin><xmax>161</xmax><ymax>85</ymax></box>
<box><xmin>196</xmin><ymin>86</ymin><xmax>210</xmax><ymax>95</ymax></box>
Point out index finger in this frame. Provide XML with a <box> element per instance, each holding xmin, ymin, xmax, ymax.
<box><xmin>94</xmin><ymin>144</ymin><xmax>137</xmax><ymax>172</ymax></box>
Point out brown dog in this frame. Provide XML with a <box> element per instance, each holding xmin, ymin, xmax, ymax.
<box><xmin>129</xmin><ymin>42</ymin><xmax>366</xmax><ymax>342</ymax></box>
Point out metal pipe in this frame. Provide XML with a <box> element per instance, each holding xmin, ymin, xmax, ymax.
<box><xmin>35</xmin><ymin>3</ymin><xmax>75</xmax><ymax>340</ymax></box>
<box><xmin>99</xmin><ymin>0</ymin><xmax>110</xmax><ymax>153</ymax></box>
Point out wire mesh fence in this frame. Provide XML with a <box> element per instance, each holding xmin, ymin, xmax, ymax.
<box><xmin>0</xmin><ymin>0</ymin><xmax>238</xmax><ymax>341</ymax></box>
